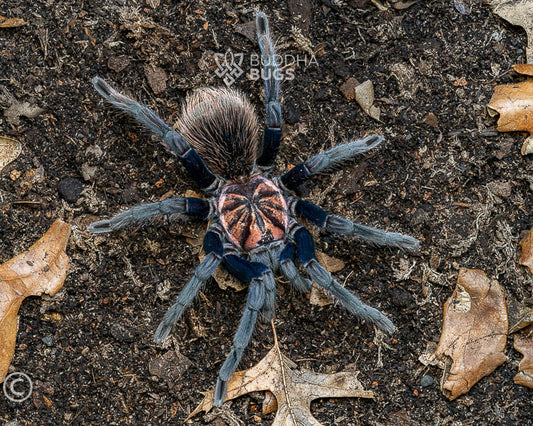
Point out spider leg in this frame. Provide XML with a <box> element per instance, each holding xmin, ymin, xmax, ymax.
<box><xmin>92</xmin><ymin>77</ymin><xmax>220</xmax><ymax>192</ymax></box>
<box><xmin>214</xmin><ymin>254</ymin><xmax>270</xmax><ymax>406</ymax></box>
<box><xmin>153</xmin><ymin>226</ymin><xmax>224</xmax><ymax>343</ymax></box>
<box><xmin>88</xmin><ymin>197</ymin><xmax>211</xmax><ymax>234</ymax></box>
<box><xmin>255</xmin><ymin>12</ymin><xmax>282</xmax><ymax>171</ymax></box>
<box><xmin>280</xmin><ymin>134</ymin><xmax>384</xmax><ymax>191</ymax></box>
<box><xmin>223</xmin><ymin>254</ymin><xmax>276</xmax><ymax>322</ymax></box>
<box><xmin>290</xmin><ymin>222</ymin><xmax>396</xmax><ymax>334</ymax></box>
<box><xmin>289</xmin><ymin>198</ymin><xmax>420</xmax><ymax>250</ymax></box>
<box><xmin>280</xmin><ymin>241</ymin><xmax>312</xmax><ymax>292</ymax></box>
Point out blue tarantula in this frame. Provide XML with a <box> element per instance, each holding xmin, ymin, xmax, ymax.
<box><xmin>89</xmin><ymin>12</ymin><xmax>419</xmax><ymax>406</ymax></box>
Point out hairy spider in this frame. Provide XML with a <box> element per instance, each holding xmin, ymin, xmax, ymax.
<box><xmin>89</xmin><ymin>12</ymin><xmax>419</xmax><ymax>406</ymax></box>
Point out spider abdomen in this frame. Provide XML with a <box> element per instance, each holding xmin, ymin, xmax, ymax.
<box><xmin>177</xmin><ymin>88</ymin><xmax>259</xmax><ymax>180</ymax></box>
<box><xmin>218</xmin><ymin>176</ymin><xmax>287</xmax><ymax>251</ymax></box>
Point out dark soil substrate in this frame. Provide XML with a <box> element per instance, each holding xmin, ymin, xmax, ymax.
<box><xmin>1</xmin><ymin>0</ymin><xmax>531</xmax><ymax>424</ymax></box>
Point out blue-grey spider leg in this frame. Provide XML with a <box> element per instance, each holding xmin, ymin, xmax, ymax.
<box><xmin>214</xmin><ymin>254</ymin><xmax>271</xmax><ymax>406</ymax></box>
<box><xmin>279</xmin><ymin>241</ymin><xmax>312</xmax><ymax>292</ymax></box>
<box><xmin>154</xmin><ymin>227</ymin><xmax>224</xmax><ymax>343</ymax></box>
<box><xmin>223</xmin><ymin>254</ymin><xmax>276</xmax><ymax>322</ymax></box>
<box><xmin>92</xmin><ymin>77</ymin><xmax>220</xmax><ymax>191</ymax></box>
<box><xmin>88</xmin><ymin>197</ymin><xmax>211</xmax><ymax>234</ymax></box>
<box><xmin>280</xmin><ymin>134</ymin><xmax>384</xmax><ymax>191</ymax></box>
<box><xmin>290</xmin><ymin>222</ymin><xmax>396</xmax><ymax>334</ymax></box>
<box><xmin>255</xmin><ymin>12</ymin><xmax>282</xmax><ymax>171</ymax></box>
<box><xmin>288</xmin><ymin>198</ymin><xmax>420</xmax><ymax>250</ymax></box>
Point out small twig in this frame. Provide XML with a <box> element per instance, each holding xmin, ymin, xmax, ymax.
<box><xmin>271</xmin><ymin>319</ymin><xmax>278</xmax><ymax>346</ymax></box>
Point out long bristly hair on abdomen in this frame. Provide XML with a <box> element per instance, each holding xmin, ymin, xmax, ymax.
<box><xmin>177</xmin><ymin>87</ymin><xmax>260</xmax><ymax>181</ymax></box>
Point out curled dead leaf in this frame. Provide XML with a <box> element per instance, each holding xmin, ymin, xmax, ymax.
<box><xmin>262</xmin><ymin>390</ymin><xmax>278</xmax><ymax>415</ymax></box>
<box><xmin>0</xmin><ymin>219</ymin><xmax>71</xmax><ymax>382</ymax></box>
<box><xmin>519</xmin><ymin>226</ymin><xmax>533</xmax><ymax>274</ymax></box>
<box><xmin>429</xmin><ymin>268</ymin><xmax>507</xmax><ymax>400</ymax></box>
<box><xmin>0</xmin><ymin>136</ymin><xmax>22</xmax><ymax>173</ymax></box>
<box><xmin>488</xmin><ymin>64</ymin><xmax>533</xmax><ymax>155</ymax></box>
<box><xmin>189</xmin><ymin>340</ymin><xmax>373</xmax><ymax>425</ymax></box>
<box><xmin>513</xmin><ymin>325</ymin><xmax>533</xmax><ymax>389</ymax></box>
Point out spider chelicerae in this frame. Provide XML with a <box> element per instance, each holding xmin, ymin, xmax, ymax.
<box><xmin>89</xmin><ymin>12</ymin><xmax>419</xmax><ymax>406</ymax></box>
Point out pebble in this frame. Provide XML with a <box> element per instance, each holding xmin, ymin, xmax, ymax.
<box><xmin>58</xmin><ymin>178</ymin><xmax>83</xmax><ymax>203</ymax></box>
<box><xmin>42</xmin><ymin>335</ymin><xmax>54</xmax><ymax>346</ymax></box>
<box><xmin>420</xmin><ymin>374</ymin><xmax>434</xmax><ymax>387</ymax></box>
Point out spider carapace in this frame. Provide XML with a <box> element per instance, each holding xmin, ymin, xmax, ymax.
<box><xmin>89</xmin><ymin>12</ymin><xmax>419</xmax><ymax>406</ymax></box>
<box><xmin>219</xmin><ymin>176</ymin><xmax>288</xmax><ymax>251</ymax></box>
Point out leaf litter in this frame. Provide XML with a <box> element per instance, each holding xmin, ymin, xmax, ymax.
<box><xmin>487</xmin><ymin>63</ymin><xmax>533</xmax><ymax>155</ymax></box>
<box><xmin>189</xmin><ymin>322</ymin><xmax>373</xmax><ymax>425</ymax></box>
<box><xmin>513</xmin><ymin>325</ymin><xmax>533</xmax><ymax>388</ymax></box>
<box><xmin>421</xmin><ymin>268</ymin><xmax>507</xmax><ymax>400</ymax></box>
<box><xmin>0</xmin><ymin>219</ymin><xmax>71</xmax><ymax>382</ymax></box>
<box><xmin>519</xmin><ymin>225</ymin><xmax>533</xmax><ymax>273</ymax></box>
<box><xmin>0</xmin><ymin>135</ymin><xmax>22</xmax><ymax>173</ymax></box>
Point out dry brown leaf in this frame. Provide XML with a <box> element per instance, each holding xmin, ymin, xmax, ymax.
<box><xmin>189</xmin><ymin>341</ymin><xmax>374</xmax><ymax>425</ymax></box>
<box><xmin>514</xmin><ymin>325</ymin><xmax>533</xmax><ymax>388</ymax></box>
<box><xmin>487</xmin><ymin>64</ymin><xmax>533</xmax><ymax>154</ymax></box>
<box><xmin>339</xmin><ymin>77</ymin><xmax>359</xmax><ymax>101</ymax></box>
<box><xmin>429</xmin><ymin>268</ymin><xmax>507</xmax><ymax>400</ymax></box>
<box><xmin>0</xmin><ymin>219</ymin><xmax>71</xmax><ymax>382</ymax></box>
<box><xmin>507</xmin><ymin>298</ymin><xmax>533</xmax><ymax>334</ymax></box>
<box><xmin>519</xmin><ymin>226</ymin><xmax>533</xmax><ymax>273</ymax></box>
<box><xmin>0</xmin><ymin>136</ymin><xmax>22</xmax><ymax>173</ymax></box>
<box><xmin>492</xmin><ymin>0</ymin><xmax>533</xmax><ymax>63</ymax></box>
<box><xmin>355</xmin><ymin>80</ymin><xmax>380</xmax><ymax>121</ymax></box>
<box><xmin>262</xmin><ymin>390</ymin><xmax>278</xmax><ymax>415</ymax></box>
<box><xmin>0</xmin><ymin>15</ymin><xmax>27</xmax><ymax>28</ymax></box>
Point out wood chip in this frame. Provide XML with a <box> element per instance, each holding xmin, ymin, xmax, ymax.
<box><xmin>0</xmin><ymin>15</ymin><xmax>27</xmax><ymax>28</ymax></box>
<box><xmin>340</xmin><ymin>77</ymin><xmax>359</xmax><ymax>100</ymax></box>
<box><xmin>144</xmin><ymin>65</ymin><xmax>167</xmax><ymax>94</ymax></box>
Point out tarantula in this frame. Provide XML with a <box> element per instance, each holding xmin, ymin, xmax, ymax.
<box><xmin>89</xmin><ymin>12</ymin><xmax>419</xmax><ymax>406</ymax></box>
